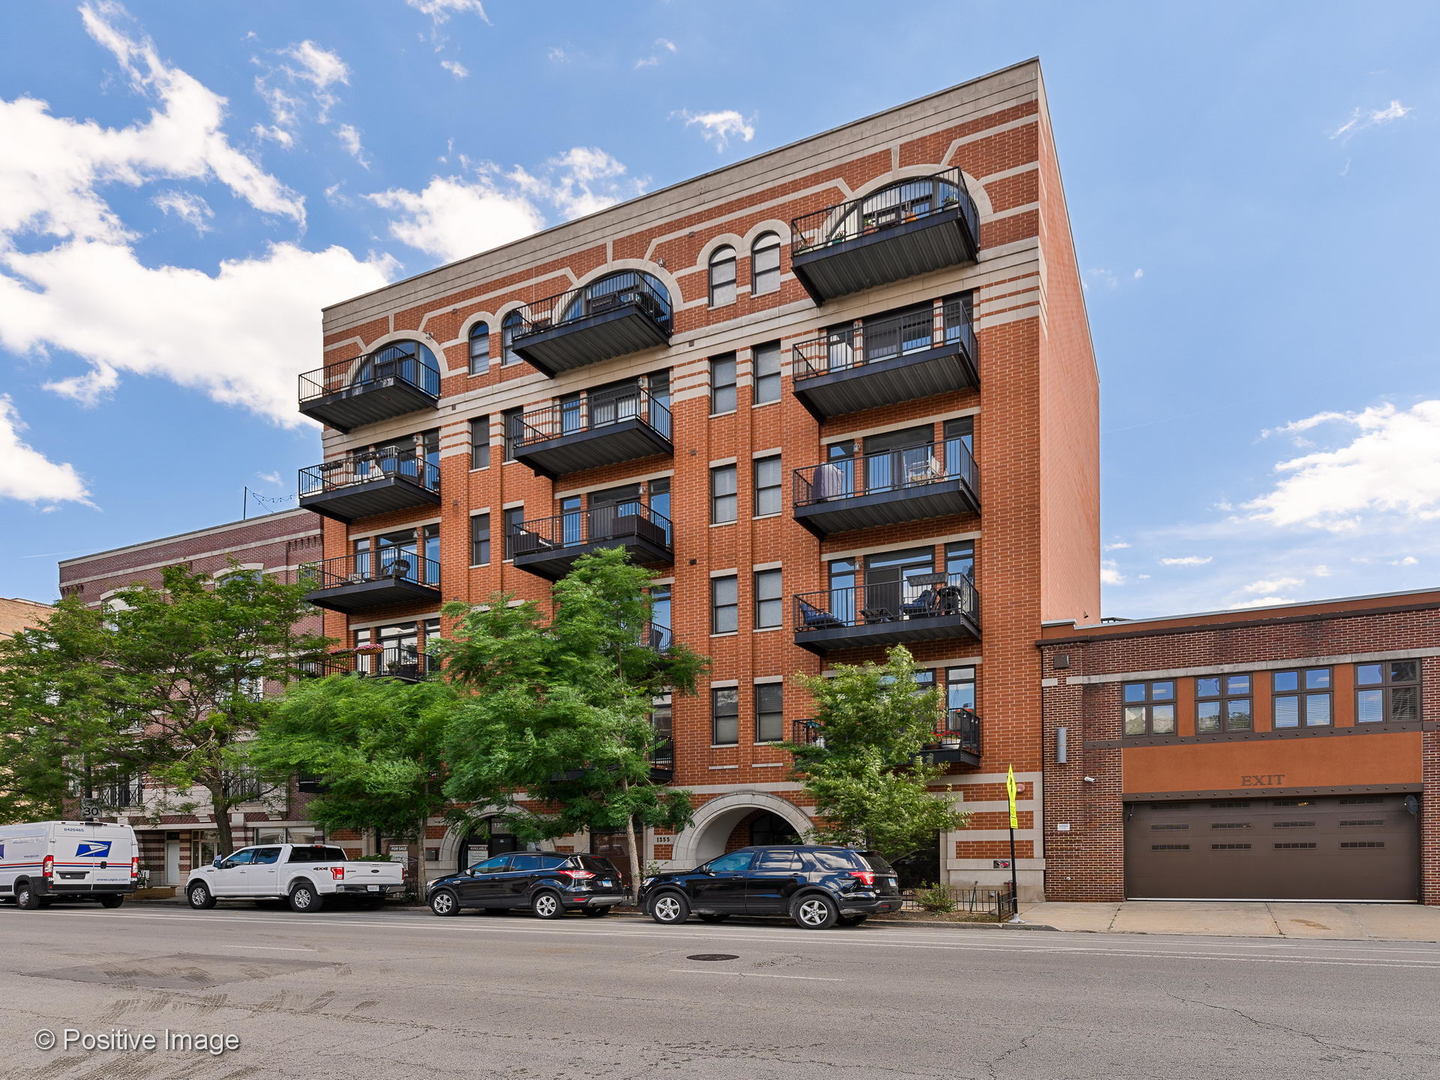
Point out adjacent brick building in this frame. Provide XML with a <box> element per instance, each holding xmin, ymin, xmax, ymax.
<box><xmin>0</xmin><ymin>597</ymin><xmax>55</xmax><ymax>641</ymax></box>
<box><xmin>1040</xmin><ymin>590</ymin><xmax>1440</xmax><ymax>904</ymax></box>
<box><xmin>297</xmin><ymin>60</ymin><xmax>1098</xmax><ymax>892</ymax></box>
<box><xmin>57</xmin><ymin>509</ymin><xmax>326</xmax><ymax>886</ymax></box>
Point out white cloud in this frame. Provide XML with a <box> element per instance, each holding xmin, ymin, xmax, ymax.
<box><xmin>635</xmin><ymin>38</ymin><xmax>678</xmax><ymax>69</ymax></box>
<box><xmin>251</xmin><ymin>122</ymin><xmax>294</xmax><ymax>148</ymax></box>
<box><xmin>1245</xmin><ymin>401</ymin><xmax>1440</xmax><ymax>530</ymax></box>
<box><xmin>1132</xmin><ymin>268</ymin><xmax>1144</xmax><ymax>280</ymax></box>
<box><xmin>336</xmin><ymin>123</ymin><xmax>368</xmax><ymax>168</ymax></box>
<box><xmin>0</xmin><ymin>395</ymin><xmax>92</xmax><ymax>506</ymax></box>
<box><xmin>1393</xmin><ymin>555</ymin><xmax>1419</xmax><ymax>566</ymax></box>
<box><xmin>0</xmin><ymin>240</ymin><xmax>393</xmax><ymax>426</ymax></box>
<box><xmin>1229</xmin><ymin>596</ymin><xmax>1296</xmax><ymax>610</ymax></box>
<box><xmin>1103</xmin><ymin>540</ymin><xmax>1131</xmax><ymax>551</ymax></box>
<box><xmin>1241</xmin><ymin>577</ymin><xmax>1303</xmax><ymax>594</ymax></box>
<box><xmin>440</xmin><ymin>59</ymin><xmax>469</xmax><ymax>79</ymax></box>
<box><xmin>546</xmin><ymin>47</ymin><xmax>568</xmax><ymax>63</ymax></box>
<box><xmin>151</xmin><ymin>189</ymin><xmax>213</xmax><ymax>232</ymax></box>
<box><xmin>1160</xmin><ymin>555</ymin><xmax>1213</xmax><ymax>566</ymax></box>
<box><xmin>676</xmin><ymin>109</ymin><xmax>755</xmax><ymax>152</ymax></box>
<box><xmin>255</xmin><ymin>39</ymin><xmax>350</xmax><ymax>140</ymax></box>
<box><xmin>0</xmin><ymin>1</ymin><xmax>304</xmax><ymax>245</ymax></box>
<box><xmin>281</xmin><ymin>40</ymin><xmax>349</xmax><ymax>92</ymax></box>
<box><xmin>256</xmin><ymin>470</ymin><xmax>281</xmax><ymax>486</ymax></box>
<box><xmin>406</xmin><ymin>0</ymin><xmax>489</xmax><ymax>24</ymax></box>
<box><xmin>1100</xmin><ymin>560</ymin><xmax>1126</xmax><ymax>586</ymax></box>
<box><xmin>1331</xmin><ymin>100</ymin><xmax>1411</xmax><ymax>141</ymax></box>
<box><xmin>369</xmin><ymin>148</ymin><xmax>644</xmax><ymax>263</ymax></box>
<box><xmin>1311</xmin><ymin>564</ymin><xmax>1333</xmax><ymax>577</ymax></box>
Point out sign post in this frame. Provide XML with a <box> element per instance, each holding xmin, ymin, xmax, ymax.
<box><xmin>1005</xmin><ymin>764</ymin><xmax>1020</xmax><ymax>923</ymax></box>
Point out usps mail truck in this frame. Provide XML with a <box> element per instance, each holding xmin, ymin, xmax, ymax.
<box><xmin>0</xmin><ymin>820</ymin><xmax>139</xmax><ymax>909</ymax></box>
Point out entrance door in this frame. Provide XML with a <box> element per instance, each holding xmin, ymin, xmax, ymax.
<box><xmin>1124</xmin><ymin>795</ymin><xmax>1420</xmax><ymax>901</ymax></box>
<box><xmin>164</xmin><ymin>838</ymin><xmax>180</xmax><ymax>886</ymax></box>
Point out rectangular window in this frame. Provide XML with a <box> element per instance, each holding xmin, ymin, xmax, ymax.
<box><xmin>710</xmin><ymin>354</ymin><xmax>737</xmax><ymax>414</ymax></box>
<box><xmin>470</xmin><ymin>415</ymin><xmax>489</xmax><ymax>469</ymax></box>
<box><xmin>712</xmin><ymin>687</ymin><xmax>739</xmax><ymax>745</ymax></box>
<box><xmin>752</xmin><ymin>341</ymin><xmax>781</xmax><ymax>405</ymax></box>
<box><xmin>1195</xmin><ymin>674</ymin><xmax>1252</xmax><ymax>733</ymax></box>
<box><xmin>1356</xmin><ymin>661</ymin><xmax>1419</xmax><ymax>724</ymax></box>
<box><xmin>711</xmin><ymin>574</ymin><xmax>738</xmax><ymax>635</ymax></box>
<box><xmin>1273</xmin><ymin>668</ymin><xmax>1332</xmax><ymax>728</ymax></box>
<box><xmin>754</xmin><ymin>569</ymin><xmax>782</xmax><ymax>629</ymax></box>
<box><xmin>503</xmin><ymin>407</ymin><xmax>523</xmax><ymax>461</ymax></box>
<box><xmin>711</xmin><ymin>464</ymin><xmax>737</xmax><ymax>524</ymax></box>
<box><xmin>1122</xmin><ymin>680</ymin><xmax>1176</xmax><ymax>736</ymax></box>
<box><xmin>502</xmin><ymin>506</ymin><xmax>524</xmax><ymax>560</ymax></box>
<box><xmin>470</xmin><ymin>512</ymin><xmax>490</xmax><ymax>566</ymax></box>
<box><xmin>755</xmin><ymin>683</ymin><xmax>784</xmax><ymax>743</ymax></box>
<box><xmin>753</xmin><ymin>455</ymin><xmax>781</xmax><ymax>517</ymax></box>
<box><xmin>651</xmin><ymin>699</ymin><xmax>673</xmax><ymax>765</ymax></box>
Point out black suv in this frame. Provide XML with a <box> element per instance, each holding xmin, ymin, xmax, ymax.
<box><xmin>640</xmin><ymin>845</ymin><xmax>901</xmax><ymax>929</ymax></box>
<box><xmin>427</xmin><ymin>852</ymin><xmax>627</xmax><ymax>919</ymax></box>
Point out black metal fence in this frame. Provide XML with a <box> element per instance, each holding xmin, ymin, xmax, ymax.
<box><xmin>298</xmin><ymin>345</ymin><xmax>441</xmax><ymax>404</ymax></box>
<box><xmin>933</xmin><ymin>707</ymin><xmax>982</xmax><ymax>756</ymax></box>
<box><xmin>303</xmin><ymin>551</ymin><xmax>441</xmax><ymax>590</ymax></box>
<box><xmin>302</xmin><ymin>647</ymin><xmax>441</xmax><ymax>681</ymax></box>
<box><xmin>794</xmin><ymin>574</ymin><xmax>978</xmax><ymax>632</ymax></box>
<box><xmin>511</xmin><ymin>503</ymin><xmax>672</xmax><ymax>555</ymax></box>
<box><xmin>513</xmin><ymin>271</ymin><xmax>673</xmax><ymax>339</ymax></box>
<box><xmin>791</xmin><ymin>166</ymin><xmax>979</xmax><ymax>256</ymax></box>
<box><xmin>516</xmin><ymin>386</ymin><xmax>672</xmax><ymax>446</ymax></box>
<box><xmin>793</xmin><ymin>298</ymin><xmax>975</xmax><ymax>381</ymax></box>
<box><xmin>794</xmin><ymin>439</ymin><xmax>977</xmax><ymax>507</ymax></box>
<box><xmin>299</xmin><ymin>454</ymin><xmax>440</xmax><ymax>498</ymax></box>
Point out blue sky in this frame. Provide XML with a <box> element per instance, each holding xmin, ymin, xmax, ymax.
<box><xmin>1</xmin><ymin>1</ymin><xmax>1436</xmax><ymax>617</ymax></box>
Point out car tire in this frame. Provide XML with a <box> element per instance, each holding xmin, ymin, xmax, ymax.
<box><xmin>697</xmin><ymin>913</ymin><xmax>730</xmax><ymax>924</ymax></box>
<box><xmin>186</xmin><ymin>882</ymin><xmax>216</xmax><ymax>910</ymax></box>
<box><xmin>429</xmin><ymin>888</ymin><xmax>460</xmax><ymax>917</ymax></box>
<box><xmin>14</xmin><ymin>882</ymin><xmax>40</xmax><ymax>910</ymax></box>
<box><xmin>792</xmin><ymin>893</ymin><xmax>839</xmax><ymax>930</ymax></box>
<box><xmin>648</xmin><ymin>891</ymin><xmax>690</xmax><ymax>926</ymax></box>
<box><xmin>837</xmin><ymin>914</ymin><xmax>868</xmax><ymax>927</ymax></box>
<box><xmin>288</xmin><ymin>882</ymin><xmax>324</xmax><ymax>913</ymax></box>
<box><xmin>531</xmin><ymin>889</ymin><xmax>564</xmax><ymax>920</ymax></box>
<box><xmin>98</xmin><ymin>895</ymin><xmax>125</xmax><ymax>909</ymax></box>
<box><xmin>581</xmin><ymin>905</ymin><xmax>611</xmax><ymax>918</ymax></box>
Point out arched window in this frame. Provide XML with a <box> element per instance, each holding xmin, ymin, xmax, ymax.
<box><xmin>854</xmin><ymin>175</ymin><xmax>962</xmax><ymax>236</ymax></box>
<box><xmin>353</xmin><ymin>340</ymin><xmax>440</xmax><ymax>395</ymax></box>
<box><xmin>501</xmin><ymin>312</ymin><xmax>524</xmax><ymax>366</ymax></box>
<box><xmin>557</xmin><ymin>271</ymin><xmax>672</xmax><ymax>330</ymax></box>
<box><xmin>750</xmin><ymin>233</ymin><xmax>781</xmax><ymax>296</ymax></box>
<box><xmin>467</xmin><ymin>321</ymin><xmax>490</xmax><ymax>375</ymax></box>
<box><xmin>708</xmin><ymin>246</ymin><xmax>736</xmax><ymax>307</ymax></box>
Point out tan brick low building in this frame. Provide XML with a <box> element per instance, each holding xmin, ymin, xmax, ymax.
<box><xmin>0</xmin><ymin>597</ymin><xmax>55</xmax><ymax>641</ymax></box>
<box><xmin>1040</xmin><ymin>590</ymin><xmax>1440</xmax><ymax>904</ymax></box>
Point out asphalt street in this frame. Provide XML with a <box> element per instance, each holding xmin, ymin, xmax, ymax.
<box><xmin>2</xmin><ymin>903</ymin><xmax>1437</xmax><ymax>1080</ymax></box>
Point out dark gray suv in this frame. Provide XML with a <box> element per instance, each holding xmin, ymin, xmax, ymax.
<box><xmin>639</xmin><ymin>845</ymin><xmax>901</xmax><ymax>929</ymax></box>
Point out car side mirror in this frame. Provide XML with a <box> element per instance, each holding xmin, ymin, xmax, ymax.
<box><xmin>212</xmin><ymin>856</ymin><xmax>223</xmax><ymax>869</ymax></box>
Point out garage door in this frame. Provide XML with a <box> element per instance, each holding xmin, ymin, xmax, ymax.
<box><xmin>1125</xmin><ymin>795</ymin><xmax>1419</xmax><ymax>901</ymax></box>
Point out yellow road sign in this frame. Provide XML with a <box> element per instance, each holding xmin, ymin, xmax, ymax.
<box><xmin>1006</xmin><ymin>764</ymin><xmax>1018</xmax><ymax>830</ymax></box>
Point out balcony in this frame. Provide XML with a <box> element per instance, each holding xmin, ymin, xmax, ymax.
<box><xmin>297</xmin><ymin>346</ymin><xmax>440</xmax><ymax>433</ymax></box>
<box><xmin>511</xmin><ymin>503</ymin><xmax>673</xmax><ymax>580</ymax></box>
<box><xmin>302</xmin><ymin>552</ymin><xmax>441</xmax><ymax>614</ymax></box>
<box><xmin>920</xmin><ymin>708</ymin><xmax>982</xmax><ymax>768</ymax></box>
<box><xmin>298</xmin><ymin>646</ymin><xmax>440</xmax><ymax>682</ymax></box>
<box><xmin>793</xmin><ymin>439</ymin><xmax>979</xmax><ymax>538</ymax></box>
<box><xmin>790</xmin><ymin>168</ymin><xmax>980</xmax><ymax>302</ymax></box>
<box><xmin>298</xmin><ymin>454</ymin><xmax>440</xmax><ymax>524</ymax></box>
<box><xmin>512</xmin><ymin>272</ymin><xmax>673</xmax><ymax>377</ymax></box>
<box><xmin>792</xmin><ymin>300</ymin><xmax>978</xmax><ymax>420</ymax></box>
<box><xmin>513</xmin><ymin>388</ymin><xmax>673</xmax><ymax>480</ymax></box>
<box><xmin>793</xmin><ymin>575</ymin><xmax>979</xmax><ymax>655</ymax></box>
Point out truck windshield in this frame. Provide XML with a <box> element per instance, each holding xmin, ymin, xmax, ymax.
<box><xmin>287</xmin><ymin>846</ymin><xmax>350</xmax><ymax>863</ymax></box>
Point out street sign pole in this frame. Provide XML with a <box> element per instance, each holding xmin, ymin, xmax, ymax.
<box><xmin>1006</xmin><ymin>763</ymin><xmax>1021</xmax><ymax>923</ymax></box>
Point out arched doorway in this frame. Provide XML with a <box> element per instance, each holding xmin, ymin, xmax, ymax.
<box><xmin>456</xmin><ymin>816</ymin><xmax>520</xmax><ymax>873</ymax></box>
<box><xmin>671</xmin><ymin>793</ymin><xmax>812</xmax><ymax>867</ymax></box>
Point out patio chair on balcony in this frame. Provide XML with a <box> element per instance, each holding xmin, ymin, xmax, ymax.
<box><xmin>383</xmin><ymin>559</ymin><xmax>411</xmax><ymax>581</ymax></box>
<box><xmin>861</xmin><ymin>607</ymin><xmax>896</xmax><ymax>624</ymax></box>
<box><xmin>800</xmin><ymin>602</ymin><xmax>843</xmax><ymax>630</ymax></box>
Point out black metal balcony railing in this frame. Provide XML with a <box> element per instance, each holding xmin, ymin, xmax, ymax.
<box><xmin>299</xmin><ymin>454</ymin><xmax>440</xmax><ymax>499</ymax></box>
<box><xmin>512</xmin><ymin>503</ymin><xmax>672</xmax><ymax>556</ymax></box>
<box><xmin>642</xmin><ymin>622</ymin><xmax>673</xmax><ymax>651</ymax></box>
<box><xmin>93</xmin><ymin>778</ymin><xmax>144</xmax><ymax>808</ymax></box>
<box><xmin>794</xmin><ymin>299</ymin><xmax>976</xmax><ymax>382</ymax></box>
<box><xmin>516</xmin><ymin>388</ymin><xmax>672</xmax><ymax>447</ymax></box>
<box><xmin>302</xmin><ymin>647</ymin><xmax>441</xmax><ymax>681</ymax></box>
<box><xmin>794</xmin><ymin>439</ymin><xmax>977</xmax><ymax>509</ymax></box>
<box><xmin>296</xmin><ymin>348</ymin><xmax>441</xmax><ymax>432</ymax></box>
<box><xmin>510</xmin><ymin>272</ymin><xmax>673</xmax><ymax>376</ymax></box>
<box><xmin>932</xmin><ymin>708</ymin><xmax>981</xmax><ymax>755</ymax></box>
<box><xmin>792</xmin><ymin>167</ymin><xmax>979</xmax><ymax>258</ymax></box>
<box><xmin>305</xmin><ymin>551</ymin><xmax>441</xmax><ymax>590</ymax></box>
<box><xmin>514</xmin><ymin>272</ymin><xmax>673</xmax><ymax>340</ymax></box>
<box><xmin>795</xmin><ymin>574</ymin><xmax>978</xmax><ymax>633</ymax></box>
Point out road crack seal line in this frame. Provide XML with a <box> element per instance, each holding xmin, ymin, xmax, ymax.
<box><xmin>1169</xmin><ymin>994</ymin><xmax>1384</xmax><ymax>1057</ymax></box>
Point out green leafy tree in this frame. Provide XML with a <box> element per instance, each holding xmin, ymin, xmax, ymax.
<box><xmin>252</xmin><ymin>675</ymin><xmax>458</xmax><ymax>893</ymax></box>
<box><xmin>437</xmin><ymin>547</ymin><xmax>706</xmax><ymax>896</ymax></box>
<box><xmin>0</xmin><ymin>565</ymin><xmax>329</xmax><ymax>851</ymax></box>
<box><xmin>789</xmin><ymin>646</ymin><xmax>968</xmax><ymax>860</ymax></box>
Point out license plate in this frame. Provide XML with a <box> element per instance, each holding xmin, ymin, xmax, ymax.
<box><xmin>885</xmin><ymin>877</ymin><xmax>896</xmax><ymax>887</ymax></box>
<box><xmin>600</xmin><ymin>880</ymin><xmax>612</xmax><ymax>888</ymax></box>
<box><xmin>367</xmin><ymin>884</ymin><xmax>380</xmax><ymax>892</ymax></box>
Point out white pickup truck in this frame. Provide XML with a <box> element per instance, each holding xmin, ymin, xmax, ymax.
<box><xmin>184</xmin><ymin>843</ymin><xmax>405</xmax><ymax>913</ymax></box>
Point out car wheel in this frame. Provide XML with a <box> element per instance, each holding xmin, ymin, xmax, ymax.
<box><xmin>697</xmin><ymin>913</ymin><xmax>730</xmax><ymax>924</ymax></box>
<box><xmin>837</xmin><ymin>914</ymin><xmax>868</xmax><ymax>927</ymax></box>
<box><xmin>429</xmin><ymin>888</ymin><xmax>460</xmax><ymax>917</ymax></box>
<box><xmin>186</xmin><ymin>882</ymin><xmax>216</xmax><ymax>910</ymax></box>
<box><xmin>98</xmin><ymin>895</ymin><xmax>125</xmax><ymax>909</ymax></box>
<box><xmin>649</xmin><ymin>891</ymin><xmax>689</xmax><ymax>925</ymax></box>
<box><xmin>531</xmin><ymin>889</ymin><xmax>564</xmax><ymax>920</ymax></box>
<box><xmin>793</xmin><ymin>893</ymin><xmax>839</xmax><ymax>930</ymax></box>
<box><xmin>288</xmin><ymin>882</ymin><xmax>324</xmax><ymax>913</ymax></box>
<box><xmin>14</xmin><ymin>882</ymin><xmax>40</xmax><ymax>910</ymax></box>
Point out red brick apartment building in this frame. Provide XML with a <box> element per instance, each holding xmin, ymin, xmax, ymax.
<box><xmin>1040</xmin><ymin>590</ymin><xmax>1440</xmax><ymax>904</ymax></box>
<box><xmin>56</xmin><ymin>509</ymin><xmax>326</xmax><ymax>886</ymax></box>
<box><xmin>297</xmin><ymin>59</ymin><xmax>1099</xmax><ymax>892</ymax></box>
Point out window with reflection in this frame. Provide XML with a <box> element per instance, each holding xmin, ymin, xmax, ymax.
<box><xmin>709</xmin><ymin>246</ymin><xmax>737</xmax><ymax>307</ymax></box>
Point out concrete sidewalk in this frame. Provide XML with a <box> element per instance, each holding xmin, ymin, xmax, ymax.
<box><xmin>1018</xmin><ymin>900</ymin><xmax>1440</xmax><ymax>941</ymax></box>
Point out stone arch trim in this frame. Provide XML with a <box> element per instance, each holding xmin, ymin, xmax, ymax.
<box><xmin>567</xmin><ymin>259</ymin><xmax>684</xmax><ymax>312</ymax></box>
<box><xmin>848</xmin><ymin>164</ymin><xmax>994</xmax><ymax>222</ymax></box>
<box><xmin>669</xmin><ymin>791</ymin><xmax>813</xmax><ymax>866</ymax></box>
<box><xmin>351</xmin><ymin>328</ymin><xmax>452</xmax><ymax>379</ymax></box>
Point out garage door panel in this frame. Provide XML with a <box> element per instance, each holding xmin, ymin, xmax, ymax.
<box><xmin>1124</xmin><ymin>795</ymin><xmax>1418</xmax><ymax>901</ymax></box>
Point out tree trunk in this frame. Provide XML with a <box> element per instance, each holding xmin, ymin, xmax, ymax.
<box><xmin>211</xmin><ymin>788</ymin><xmax>233</xmax><ymax>855</ymax></box>
<box><xmin>624</xmin><ymin>812</ymin><xmax>642</xmax><ymax>905</ymax></box>
<box><xmin>414</xmin><ymin>813</ymin><xmax>429</xmax><ymax>902</ymax></box>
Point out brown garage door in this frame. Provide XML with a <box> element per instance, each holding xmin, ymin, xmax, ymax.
<box><xmin>1125</xmin><ymin>795</ymin><xmax>1419</xmax><ymax>901</ymax></box>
